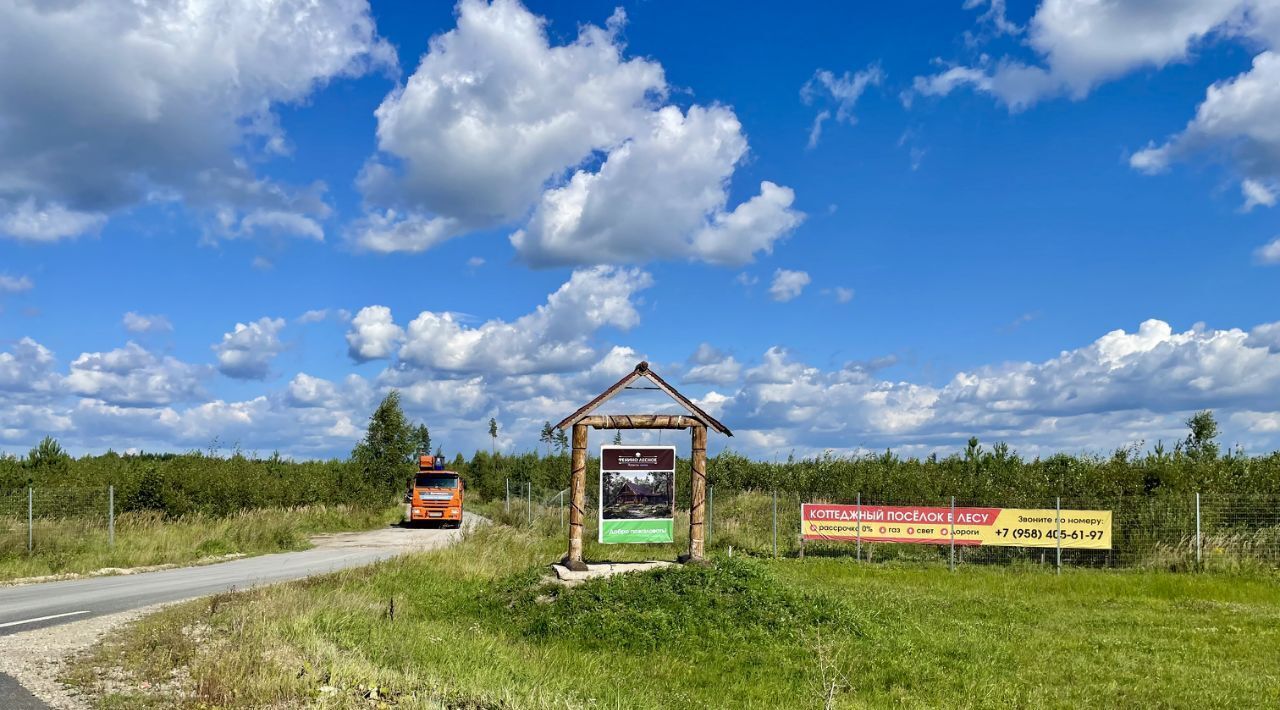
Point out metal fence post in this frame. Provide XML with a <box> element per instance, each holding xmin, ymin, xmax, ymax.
<box><xmin>772</xmin><ymin>489</ymin><xmax>778</xmax><ymax>558</ymax></box>
<box><xmin>707</xmin><ymin>485</ymin><xmax>713</xmax><ymax>548</ymax></box>
<box><xmin>526</xmin><ymin>482</ymin><xmax>532</xmax><ymax>526</ymax></box>
<box><xmin>27</xmin><ymin>485</ymin><xmax>33</xmax><ymax>553</ymax></box>
<box><xmin>1195</xmin><ymin>492</ymin><xmax>1202</xmax><ymax>568</ymax></box>
<box><xmin>1055</xmin><ymin>496</ymin><xmax>1062</xmax><ymax>576</ymax></box>
<box><xmin>560</xmin><ymin>490</ymin><xmax>565</xmax><ymax>530</ymax></box>
<box><xmin>856</xmin><ymin>492</ymin><xmax>862</xmax><ymax>562</ymax></box>
<box><xmin>109</xmin><ymin>484</ymin><xmax>115</xmax><ymax>548</ymax></box>
<box><xmin>949</xmin><ymin>496</ymin><xmax>956</xmax><ymax>573</ymax></box>
<box><xmin>505</xmin><ymin>478</ymin><xmax>510</xmax><ymax>514</ymax></box>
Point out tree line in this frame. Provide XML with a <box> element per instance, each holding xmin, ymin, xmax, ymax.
<box><xmin>2</xmin><ymin>393</ymin><xmax>1277</xmax><ymax>520</ymax></box>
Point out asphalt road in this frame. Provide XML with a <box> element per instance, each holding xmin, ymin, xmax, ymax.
<box><xmin>0</xmin><ymin>516</ymin><xmax>480</xmax><ymax>707</ymax></box>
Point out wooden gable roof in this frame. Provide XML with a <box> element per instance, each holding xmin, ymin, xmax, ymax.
<box><xmin>555</xmin><ymin>361</ymin><xmax>732</xmax><ymax>435</ymax></box>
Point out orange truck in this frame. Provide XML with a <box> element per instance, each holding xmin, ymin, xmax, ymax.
<box><xmin>404</xmin><ymin>455</ymin><xmax>464</xmax><ymax>527</ymax></box>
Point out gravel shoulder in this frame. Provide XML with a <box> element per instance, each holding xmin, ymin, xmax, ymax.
<box><xmin>0</xmin><ymin>515</ymin><xmax>484</xmax><ymax>709</ymax></box>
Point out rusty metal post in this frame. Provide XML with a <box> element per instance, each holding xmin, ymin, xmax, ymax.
<box><xmin>563</xmin><ymin>423</ymin><xmax>589</xmax><ymax>571</ymax></box>
<box><xmin>686</xmin><ymin>424</ymin><xmax>708</xmax><ymax>563</ymax></box>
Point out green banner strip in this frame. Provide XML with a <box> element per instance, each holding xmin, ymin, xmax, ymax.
<box><xmin>600</xmin><ymin>519</ymin><xmax>674</xmax><ymax>544</ymax></box>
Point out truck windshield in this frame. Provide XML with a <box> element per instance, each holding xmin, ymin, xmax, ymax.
<box><xmin>415</xmin><ymin>474</ymin><xmax>459</xmax><ymax>488</ymax></box>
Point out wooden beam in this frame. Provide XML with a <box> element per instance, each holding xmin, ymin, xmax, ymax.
<box><xmin>687</xmin><ymin>424</ymin><xmax>708</xmax><ymax>563</ymax></box>
<box><xmin>577</xmin><ymin>414</ymin><xmax>701</xmax><ymax>430</ymax></box>
<box><xmin>562</xmin><ymin>423</ymin><xmax>589</xmax><ymax>571</ymax></box>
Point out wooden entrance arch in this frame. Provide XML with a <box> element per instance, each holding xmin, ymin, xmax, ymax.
<box><xmin>555</xmin><ymin>361</ymin><xmax>732</xmax><ymax>570</ymax></box>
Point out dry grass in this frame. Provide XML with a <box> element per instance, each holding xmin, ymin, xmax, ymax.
<box><xmin>0</xmin><ymin>505</ymin><xmax>399</xmax><ymax>583</ymax></box>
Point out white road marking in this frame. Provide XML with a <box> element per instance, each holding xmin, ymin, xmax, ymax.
<box><xmin>0</xmin><ymin>610</ymin><xmax>90</xmax><ymax>629</ymax></box>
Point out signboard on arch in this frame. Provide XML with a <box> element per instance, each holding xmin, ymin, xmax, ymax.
<box><xmin>599</xmin><ymin>445</ymin><xmax>675</xmax><ymax>544</ymax></box>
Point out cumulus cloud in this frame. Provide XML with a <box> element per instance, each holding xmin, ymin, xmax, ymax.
<box><xmin>66</xmin><ymin>342</ymin><xmax>205</xmax><ymax>407</ymax></box>
<box><xmin>11</xmin><ymin>309</ymin><xmax>1280</xmax><ymax>460</ymax></box>
<box><xmin>0</xmin><ymin>274</ymin><xmax>33</xmax><ymax>294</ymax></box>
<box><xmin>513</xmin><ymin>107</ymin><xmax>803</xmax><ymax>266</ymax></box>
<box><xmin>0</xmin><ymin>337</ymin><xmax>59</xmax><ymax>395</ymax></box>
<box><xmin>769</xmin><ymin>269</ymin><xmax>811</xmax><ymax>302</ymax></box>
<box><xmin>354</xmin><ymin>0</ymin><xmax>800</xmax><ymax>266</ymax></box>
<box><xmin>683</xmin><ymin>344</ymin><xmax>743</xmax><ymax>387</ymax></box>
<box><xmin>1131</xmin><ymin>50</ymin><xmax>1280</xmax><ymax>201</ymax></box>
<box><xmin>713</xmin><ymin>318</ymin><xmax>1280</xmax><ymax>455</ymax></box>
<box><xmin>0</xmin><ymin>0</ymin><xmax>393</xmax><ymax>243</ymax></box>
<box><xmin>346</xmin><ymin>306</ymin><xmax>404</xmax><ymax>362</ymax></box>
<box><xmin>914</xmin><ymin>1</ymin><xmax>1280</xmax><ymax>206</ymax></box>
<box><xmin>122</xmin><ymin>312</ymin><xmax>173</xmax><ymax>334</ymax></box>
<box><xmin>213</xmin><ymin>317</ymin><xmax>287</xmax><ymax>380</ymax></box>
<box><xmin>398</xmin><ymin>266</ymin><xmax>652</xmax><ymax>375</ymax></box>
<box><xmin>801</xmin><ymin>65</ymin><xmax>884</xmax><ymax>148</ymax></box>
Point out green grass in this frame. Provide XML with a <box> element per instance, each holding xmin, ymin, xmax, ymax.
<box><xmin>0</xmin><ymin>504</ymin><xmax>400</xmax><ymax>583</ymax></box>
<box><xmin>66</xmin><ymin>517</ymin><xmax>1280</xmax><ymax>709</ymax></box>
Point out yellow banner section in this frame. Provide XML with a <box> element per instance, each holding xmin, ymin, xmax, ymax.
<box><xmin>801</xmin><ymin>504</ymin><xmax>1112</xmax><ymax>550</ymax></box>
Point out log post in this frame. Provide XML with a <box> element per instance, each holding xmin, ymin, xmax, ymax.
<box><xmin>685</xmin><ymin>424</ymin><xmax>708</xmax><ymax>563</ymax></box>
<box><xmin>562</xmin><ymin>423</ymin><xmax>589</xmax><ymax>571</ymax></box>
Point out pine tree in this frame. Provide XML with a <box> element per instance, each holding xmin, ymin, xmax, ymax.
<box><xmin>413</xmin><ymin>424</ymin><xmax>431</xmax><ymax>455</ymax></box>
<box><xmin>539</xmin><ymin>421</ymin><xmax>554</xmax><ymax>456</ymax></box>
<box><xmin>488</xmin><ymin>417</ymin><xmax>499</xmax><ymax>456</ymax></box>
<box><xmin>553</xmin><ymin>427</ymin><xmax>569</xmax><ymax>454</ymax></box>
<box><xmin>351</xmin><ymin>391</ymin><xmax>416</xmax><ymax>494</ymax></box>
<box><xmin>612</xmin><ymin>430</ymin><xmax>622</xmax><ymax>445</ymax></box>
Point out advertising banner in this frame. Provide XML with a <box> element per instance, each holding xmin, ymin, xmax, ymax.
<box><xmin>599</xmin><ymin>445</ymin><xmax>675</xmax><ymax>544</ymax></box>
<box><xmin>801</xmin><ymin>503</ymin><xmax>1112</xmax><ymax>550</ymax></box>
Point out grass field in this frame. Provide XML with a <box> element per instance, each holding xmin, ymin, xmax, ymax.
<box><xmin>0</xmin><ymin>505</ymin><xmax>400</xmax><ymax>583</ymax></box>
<box><xmin>66</xmin><ymin>518</ymin><xmax>1280</xmax><ymax>709</ymax></box>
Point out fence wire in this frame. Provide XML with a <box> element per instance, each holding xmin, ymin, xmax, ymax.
<box><xmin>1</xmin><ymin>485</ymin><xmax>115</xmax><ymax>555</ymax></box>
<box><xmin>698</xmin><ymin>489</ymin><xmax>1280</xmax><ymax>571</ymax></box>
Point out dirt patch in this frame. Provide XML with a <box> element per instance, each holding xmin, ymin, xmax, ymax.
<box><xmin>0</xmin><ymin>604</ymin><xmax>174</xmax><ymax>710</ymax></box>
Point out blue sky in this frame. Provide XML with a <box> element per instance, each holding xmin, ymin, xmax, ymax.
<box><xmin>2</xmin><ymin>0</ymin><xmax>1280</xmax><ymax>460</ymax></box>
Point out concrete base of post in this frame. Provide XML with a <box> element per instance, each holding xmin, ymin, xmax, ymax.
<box><xmin>559</xmin><ymin>555</ymin><xmax>589</xmax><ymax>572</ymax></box>
<box><xmin>676</xmin><ymin>553</ymin><xmax>711</xmax><ymax>566</ymax></box>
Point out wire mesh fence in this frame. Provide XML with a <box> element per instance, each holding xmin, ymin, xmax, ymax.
<box><xmin>0</xmin><ymin>485</ymin><xmax>117</xmax><ymax>556</ymax></box>
<box><xmin>697</xmin><ymin>488</ymin><xmax>1280</xmax><ymax>571</ymax></box>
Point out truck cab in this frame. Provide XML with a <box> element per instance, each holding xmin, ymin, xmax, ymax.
<box><xmin>404</xmin><ymin>455</ymin><xmax>464</xmax><ymax>527</ymax></box>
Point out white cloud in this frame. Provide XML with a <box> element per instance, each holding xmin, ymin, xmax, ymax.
<box><xmin>66</xmin><ymin>342</ymin><xmax>205</xmax><ymax>407</ymax></box>
<box><xmin>0</xmin><ymin>200</ymin><xmax>106</xmax><ymax>243</ymax></box>
<box><xmin>346</xmin><ymin>306</ymin><xmax>405</xmax><ymax>362</ymax></box>
<box><xmin>801</xmin><ymin>65</ymin><xmax>884</xmax><ymax>148</ymax></box>
<box><xmin>1242</xmin><ymin>179</ymin><xmax>1278</xmax><ymax>211</ymax></box>
<box><xmin>714</xmin><ymin>318</ymin><xmax>1280</xmax><ymax>455</ymax></box>
<box><xmin>913</xmin><ymin>0</ymin><xmax>1246</xmax><ymax>108</ymax></box>
<box><xmin>915</xmin><ymin>1</ymin><xmax>1280</xmax><ymax>206</ymax></box>
<box><xmin>831</xmin><ymin>287</ymin><xmax>855</xmax><ymax>304</ymax></box>
<box><xmin>1255</xmin><ymin>236</ymin><xmax>1280</xmax><ymax>264</ymax></box>
<box><xmin>12</xmin><ymin>307</ymin><xmax>1280</xmax><ymax>459</ymax></box>
<box><xmin>514</xmin><ymin>106</ymin><xmax>803</xmax><ymax>266</ymax></box>
<box><xmin>358</xmin><ymin>0</ymin><xmax>660</xmax><ymax>228</ymax></box>
<box><xmin>0</xmin><ymin>0</ymin><xmax>392</xmax><ymax>243</ymax></box>
<box><xmin>213</xmin><ymin>317</ymin><xmax>287</xmax><ymax>380</ymax></box>
<box><xmin>398</xmin><ymin>266</ymin><xmax>652</xmax><ymax>375</ymax></box>
<box><xmin>0</xmin><ymin>337</ymin><xmax>59</xmax><ymax>395</ymax></box>
<box><xmin>769</xmin><ymin>269</ymin><xmax>811</xmax><ymax>302</ymax></box>
<box><xmin>297</xmin><ymin>310</ymin><xmax>329</xmax><ymax>325</ymax></box>
<box><xmin>349</xmin><ymin>210</ymin><xmax>461</xmax><ymax>254</ymax></box>
<box><xmin>356</xmin><ymin>0</ymin><xmax>800</xmax><ymax>266</ymax></box>
<box><xmin>1132</xmin><ymin>51</ymin><xmax>1280</xmax><ymax>197</ymax></box>
<box><xmin>683</xmin><ymin>344</ymin><xmax>742</xmax><ymax>387</ymax></box>
<box><xmin>0</xmin><ymin>274</ymin><xmax>33</xmax><ymax>294</ymax></box>
<box><xmin>122</xmin><ymin>312</ymin><xmax>173</xmax><ymax>334</ymax></box>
